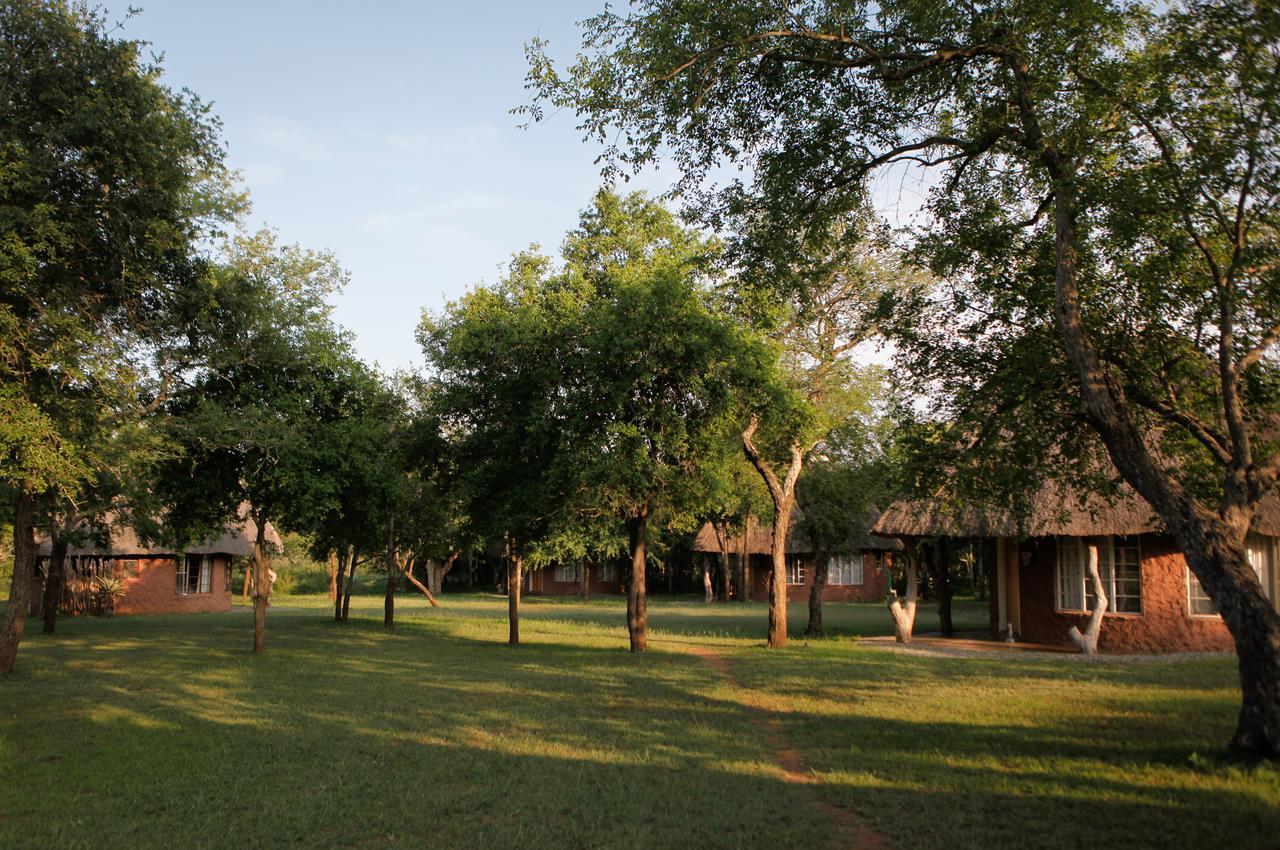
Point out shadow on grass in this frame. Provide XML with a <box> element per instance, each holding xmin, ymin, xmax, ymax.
<box><xmin>1</xmin><ymin>605</ymin><xmax>1276</xmax><ymax>850</ymax></box>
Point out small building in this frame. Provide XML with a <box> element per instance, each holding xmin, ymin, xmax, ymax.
<box><xmin>872</xmin><ymin>487</ymin><xmax>1280</xmax><ymax>653</ymax></box>
<box><xmin>524</xmin><ymin>561</ymin><xmax>624</xmax><ymax>596</ymax></box>
<box><xmin>692</xmin><ymin>510</ymin><xmax>902</xmax><ymax>602</ymax></box>
<box><xmin>30</xmin><ymin>518</ymin><xmax>281</xmax><ymax>618</ymax></box>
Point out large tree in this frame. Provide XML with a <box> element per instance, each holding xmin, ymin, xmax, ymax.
<box><xmin>560</xmin><ymin>191</ymin><xmax>769</xmax><ymax>651</ymax></box>
<box><xmin>0</xmin><ymin>3</ymin><xmax>238</xmax><ymax>673</ymax></box>
<box><xmin>419</xmin><ymin>251</ymin><xmax>582</xmax><ymax>645</ymax></box>
<box><xmin>528</xmin><ymin>0</ymin><xmax>1280</xmax><ymax>755</ymax></box>
<box><xmin>424</xmin><ymin>191</ymin><xmax>771</xmax><ymax>651</ymax></box>
<box><xmin>156</xmin><ymin>230</ymin><xmax>353</xmax><ymax>654</ymax></box>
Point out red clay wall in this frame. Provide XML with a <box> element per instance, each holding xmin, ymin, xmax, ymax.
<box><xmin>526</xmin><ymin>568</ymin><xmax>624</xmax><ymax>596</ymax></box>
<box><xmin>114</xmin><ymin>556</ymin><xmax>232</xmax><ymax>615</ymax></box>
<box><xmin>1015</xmin><ymin>535</ymin><xmax>1233</xmax><ymax>653</ymax></box>
<box><xmin>746</xmin><ymin>551</ymin><xmax>892</xmax><ymax>603</ymax></box>
<box><xmin>29</xmin><ymin>555</ymin><xmax>233</xmax><ymax>617</ymax></box>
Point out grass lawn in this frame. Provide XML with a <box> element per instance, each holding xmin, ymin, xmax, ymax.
<box><xmin>1</xmin><ymin>592</ymin><xmax>1276</xmax><ymax>849</ymax></box>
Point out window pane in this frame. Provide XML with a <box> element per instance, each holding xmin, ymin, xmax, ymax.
<box><xmin>1057</xmin><ymin>539</ymin><xmax>1084</xmax><ymax>610</ymax></box>
<box><xmin>1188</xmin><ymin>569</ymin><xmax>1217</xmax><ymax>615</ymax></box>
<box><xmin>1110</xmin><ymin>540</ymin><xmax>1142</xmax><ymax>614</ymax></box>
<box><xmin>1247</xmin><ymin>536</ymin><xmax>1273</xmax><ymax>602</ymax></box>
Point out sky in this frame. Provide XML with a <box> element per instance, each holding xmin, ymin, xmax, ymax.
<box><xmin>108</xmin><ymin>1</ymin><xmax>928</xmax><ymax>372</ymax></box>
<box><xmin>105</xmin><ymin>0</ymin><xmax>677</xmax><ymax>372</ymax></box>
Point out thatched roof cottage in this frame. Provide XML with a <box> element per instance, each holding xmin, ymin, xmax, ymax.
<box><xmin>873</xmin><ymin>484</ymin><xmax>1280</xmax><ymax>653</ymax></box>
<box><xmin>30</xmin><ymin>517</ymin><xmax>281</xmax><ymax>617</ymax></box>
<box><xmin>693</xmin><ymin>508</ymin><xmax>902</xmax><ymax>602</ymax></box>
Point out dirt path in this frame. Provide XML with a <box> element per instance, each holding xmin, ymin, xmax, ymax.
<box><xmin>687</xmin><ymin>645</ymin><xmax>891</xmax><ymax>850</ymax></box>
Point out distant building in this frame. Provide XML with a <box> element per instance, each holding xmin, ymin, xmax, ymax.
<box><xmin>524</xmin><ymin>561</ymin><xmax>624</xmax><ymax>596</ymax></box>
<box><xmin>30</xmin><ymin>517</ymin><xmax>281</xmax><ymax>617</ymax></box>
<box><xmin>692</xmin><ymin>509</ymin><xmax>902</xmax><ymax>602</ymax></box>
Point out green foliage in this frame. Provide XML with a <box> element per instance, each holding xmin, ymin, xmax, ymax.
<box><xmin>421</xmin><ymin>190</ymin><xmax>778</xmax><ymax>559</ymax></box>
<box><xmin>795</xmin><ymin>368</ymin><xmax>895</xmax><ymax>552</ymax></box>
<box><xmin>0</xmin><ymin>1</ymin><xmax>239</xmax><ymax>500</ymax></box>
<box><xmin>153</xmin><ymin>229</ymin><xmax>359</xmax><ymax>546</ymax></box>
<box><xmin>526</xmin><ymin>0</ymin><xmax>1280</xmax><ymax>522</ymax></box>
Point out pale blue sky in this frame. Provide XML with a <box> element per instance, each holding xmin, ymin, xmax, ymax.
<box><xmin>109</xmin><ymin>1</ymin><xmax>674</xmax><ymax>371</ymax></box>
<box><xmin>112</xmin><ymin>2</ymin><xmax>924</xmax><ymax>371</ymax></box>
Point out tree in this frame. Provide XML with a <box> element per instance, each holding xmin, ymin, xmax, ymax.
<box><xmin>794</xmin><ymin>397</ymin><xmax>893</xmax><ymax>636</ymax></box>
<box><xmin>0</xmin><ymin>3</ymin><xmax>238</xmax><ymax>673</ymax></box>
<box><xmin>699</xmin><ymin>443</ymin><xmax>771</xmax><ymax>602</ymax></box>
<box><xmin>424</xmin><ymin>191</ymin><xmax>770</xmax><ymax>651</ymax></box>
<box><xmin>420</xmin><ymin>252</ymin><xmax>582</xmax><ymax>645</ymax></box>
<box><xmin>732</xmin><ymin>214</ymin><xmax>902</xmax><ymax>648</ymax></box>
<box><xmin>155</xmin><ymin>230</ymin><xmax>352</xmax><ymax>654</ymax></box>
<box><xmin>556</xmin><ymin>191</ymin><xmax>769</xmax><ymax>651</ymax></box>
<box><xmin>528</xmin><ymin>0</ymin><xmax>1280</xmax><ymax>757</ymax></box>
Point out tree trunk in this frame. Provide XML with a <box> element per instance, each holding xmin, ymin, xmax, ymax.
<box><xmin>1045</xmin><ymin>158</ymin><xmax>1280</xmax><ymax>755</ymax></box>
<box><xmin>242</xmin><ymin>558</ymin><xmax>252</xmax><ymax>604</ymax></box>
<box><xmin>702</xmin><ymin>557</ymin><xmax>714</xmax><ymax>604</ymax></box>
<box><xmin>741</xmin><ymin>415</ymin><xmax>806</xmax><ymax>648</ymax></box>
<box><xmin>251</xmin><ymin>513</ymin><xmax>269</xmax><ymax>654</ymax></box>
<box><xmin>1068</xmin><ymin>540</ymin><xmax>1108</xmax><ymax>655</ymax></box>
<box><xmin>384</xmin><ymin>518</ymin><xmax>397</xmax><ymax>631</ymax></box>
<box><xmin>333</xmin><ymin>548</ymin><xmax>349</xmax><ymax>622</ymax></box>
<box><xmin>400</xmin><ymin>562</ymin><xmax>440</xmax><ymax>606</ymax></box>
<box><xmin>806</xmin><ymin>554</ymin><xmax>827</xmax><ymax>636</ymax></box>
<box><xmin>626</xmin><ymin>508</ymin><xmax>649</xmax><ymax>652</ymax></box>
<box><xmin>0</xmin><ymin>487</ymin><xmax>37</xmax><ymax>674</ymax></box>
<box><xmin>736</xmin><ymin>520</ymin><xmax>749</xmax><ymax>602</ymax></box>
<box><xmin>342</xmin><ymin>547</ymin><xmax>358</xmax><ymax>622</ymax></box>
<box><xmin>578</xmin><ymin>559</ymin><xmax>590</xmax><ymax>603</ymax></box>
<box><xmin>328</xmin><ymin>551</ymin><xmax>338</xmax><ymax>602</ymax></box>
<box><xmin>713</xmin><ymin>521</ymin><xmax>732</xmax><ymax>603</ymax></box>
<box><xmin>766</xmin><ymin>507</ymin><xmax>791</xmax><ymax>648</ymax></box>
<box><xmin>935</xmin><ymin>538</ymin><xmax>954</xmax><ymax>636</ymax></box>
<box><xmin>42</xmin><ymin>522</ymin><xmax>68</xmax><ymax>635</ymax></box>
<box><xmin>887</xmin><ymin>539</ymin><xmax>920</xmax><ymax>644</ymax></box>
<box><xmin>508</xmin><ymin>553</ymin><xmax>521</xmax><ymax>645</ymax></box>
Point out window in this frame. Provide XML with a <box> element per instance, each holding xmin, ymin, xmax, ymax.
<box><xmin>554</xmin><ymin>563</ymin><xmax>577</xmax><ymax>583</ymax></box>
<box><xmin>1056</xmin><ymin>537</ymin><xmax>1142</xmax><ymax>614</ymax></box>
<box><xmin>828</xmin><ymin>554</ymin><xmax>863</xmax><ymax>586</ymax></box>
<box><xmin>1187</xmin><ymin>568</ymin><xmax>1217</xmax><ymax>616</ymax></box>
<box><xmin>1247</xmin><ymin>535</ymin><xmax>1275</xmax><ymax>603</ymax></box>
<box><xmin>177</xmin><ymin>555</ymin><xmax>212</xmax><ymax>594</ymax></box>
<box><xmin>598</xmin><ymin>563</ymin><xmax>617</xmax><ymax>582</ymax></box>
<box><xmin>1187</xmin><ymin>535</ymin><xmax>1275</xmax><ymax>617</ymax></box>
<box><xmin>786</xmin><ymin>557</ymin><xmax>805</xmax><ymax>585</ymax></box>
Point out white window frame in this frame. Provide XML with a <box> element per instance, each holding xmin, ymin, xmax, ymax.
<box><xmin>598</xmin><ymin>562</ymin><xmax>617</xmax><ymax>582</ymax></box>
<box><xmin>1055</xmin><ymin>536</ymin><xmax>1142</xmax><ymax>615</ymax></box>
<box><xmin>1187</xmin><ymin>535</ymin><xmax>1277</xmax><ymax>617</ymax></box>
<box><xmin>785</xmin><ymin>556</ymin><xmax>805</xmax><ymax>586</ymax></box>
<box><xmin>1186</xmin><ymin>566</ymin><xmax>1218</xmax><ymax>618</ymax></box>
<box><xmin>177</xmin><ymin>554</ymin><xmax>212</xmax><ymax>595</ymax></box>
<box><xmin>553</xmin><ymin>563</ymin><xmax>576</xmax><ymax>583</ymax></box>
<box><xmin>827</xmin><ymin>554</ymin><xmax>863</xmax><ymax>586</ymax></box>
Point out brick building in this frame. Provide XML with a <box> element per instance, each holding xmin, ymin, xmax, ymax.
<box><xmin>873</xmin><ymin>487</ymin><xmax>1279</xmax><ymax>653</ymax></box>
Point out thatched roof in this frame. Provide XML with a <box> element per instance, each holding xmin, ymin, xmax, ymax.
<box><xmin>37</xmin><ymin>515</ymin><xmax>282</xmax><ymax>558</ymax></box>
<box><xmin>693</xmin><ymin>507</ymin><xmax>902</xmax><ymax>555</ymax></box>
<box><xmin>873</xmin><ymin>483</ymin><xmax>1280</xmax><ymax>539</ymax></box>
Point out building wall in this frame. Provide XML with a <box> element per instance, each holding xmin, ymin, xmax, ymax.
<box><xmin>115</xmin><ymin>556</ymin><xmax>233</xmax><ymax>615</ymax></box>
<box><xmin>1015</xmin><ymin>534</ymin><xmax>1233</xmax><ymax>653</ymax></box>
<box><xmin>526</xmin><ymin>566</ymin><xmax>624</xmax><ymax>596</ymax></box>
<box><xmin>746</xmin><ymin>550</ymin><xmax>892</xmax><ymax>603</ymax></box>
<box><xmin>30</xmin><ymin>555</ymin><xmax>233</xmax><ymax>617</ymax></box>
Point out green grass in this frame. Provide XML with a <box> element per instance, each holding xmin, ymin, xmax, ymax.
<box><xmin>1</xmin><ymin>594</ymin><xmax>1276</xmax><ymax>849</ymax></box>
